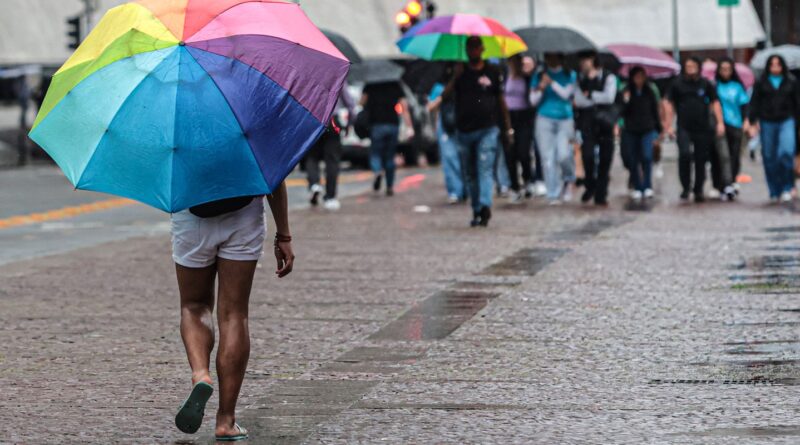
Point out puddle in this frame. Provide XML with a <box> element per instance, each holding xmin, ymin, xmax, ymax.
<box><xmin>369</xmin><ymin>291</ymin><xmax>498</xmax><ymax>341</ymax></box>
<box><xmin>733</xmin><ymin>255</ymin><xmax>800</xmax><ymax>270</ymax></box>
<box><xmin>623</xmin><ymin>200</ymin><xmax>654</xmax><ymax>212</ymax></box>
<box><xmin>649</xmin><ymin>377</ymin><xmax>786</xmax><ymax>385</ymax></box>
<box><xmin>685</xmin><ymin>425</ymin><xmax>800</xmax><ymax>438</ymax></box>
<box><xmin>481</xmin><ymin>248</ymin><xmax>566</xmax><ymax>277</ymax></box>
<box><xmin>548</xmin><ymin>217</ymin><xmax>630</xmax><ymax>241</ymax></box>
<box><xmin>765</xmin><ymin>226</ymin><xmax>800</xmax><ymax>233</ymax></box>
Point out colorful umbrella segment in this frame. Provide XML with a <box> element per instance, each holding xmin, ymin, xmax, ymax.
<box><xmin>30</xmin><ymin>0</ymin><xmax>350</xmax><ymax>213</ymax></box>
<box><xmin>605</xmin><ymin>44</ymin><xmax>680</xmax><ymax>79</ymax></box>
<box><xmin>397</xmin><ymin>14</ymin><xmax>527</xmax><ymax>62</ymax></box>
<box><xmin>702</xmin><ymin>61</ymin><xmax>755</xmax><ymax>90</ymax></box>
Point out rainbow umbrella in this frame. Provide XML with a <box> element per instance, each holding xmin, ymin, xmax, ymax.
<box><xmin>30</xmin><ymin>0</ymin><xmax>349</xmax><ymax>213</ymax></box>
<box><xmin>397</xmin><ymin>14</ymin><xmax>527</xmax><ymax>62</ymax></box>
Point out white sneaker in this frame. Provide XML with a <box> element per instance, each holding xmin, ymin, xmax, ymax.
<box><xmin>733</xmin><ymin>183</ymin><xmax>741</xmax><ymax>192</ymax></box>
<box><xmin>309</xmin><ymin>183</ymin><xmax>324</xmax><ymax>206</ymax></box>
<box><xmin>561</xmin><ymin>182</ymin><xmax>573</xmax><ymax>202</ymax></box>
<box><xmin>708</xmin><ymin>189</ymin><xmax>721</xmax><ymax>200</ymax></box>
<box><xmin>548</xmin><ymin>199</ymin><xmax>562</xmax><ymax>206</ymax></box>
<box><xmin>507</xmin><ymin>191</ymin><xmax>523</xmax><ymax>204</ymax></box>
<box><xmin>533</xmin><ymin>181</ymin><xmax>547</xmax><ymax>197</ymax></box>
<box><xmin>723</xmin><ymin>186</ymin><xmax>736</xmax><ymax>201</ymax></box>
<box><xmin>630</xmin><ymin>190</ymin><xmax>643</xmax><ymax>201</ymax></box>
<box><xmin>780</xmin><ymin>192</ymin><xmax>793</xmax><ymax>203</ymax></box>
<box><xmin>447</xmin><ymin>195</ymin><xmax>460</xmax><ymax>205</ymax></box>
<box><xmin>643</xmin><ymin>188</ymin><xmax>654</xmax><ymax>199</ymax></box>
<box><xmin>323</xmin><ymin>199</ymin><xmax>341</xmax><ymax>211</ymax></box>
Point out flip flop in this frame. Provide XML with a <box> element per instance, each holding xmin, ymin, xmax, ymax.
<box><xmin>175</xmin><ymin>381</ymin><xmax>213</xmax><ymax>434</ymax></box>
<box><xmin>215</xmin><ymin>423</ymin><xmax>248</xmax><ymax>442</ymax></box>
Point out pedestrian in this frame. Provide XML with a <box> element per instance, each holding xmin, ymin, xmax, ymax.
<box><xmin>748</xmin><ymin>55</ymin><xmax>800</xmax><ymax>203</ymax></box>
<box><xmin>502</xmin><ymin>54</ymin><xmax>536</xmax><ymax>203</ymax></box>
<box><xmin>172</xmin><ymin>192</ymin><xmax>295</xmax><ymax>441</ymax></box>
<box><xmin>360</xmin><ymin>81</ymin><xmax>414</xmax><ymax>196</ymax></box>
<box><xmin>306</xmin><ymin>89</ymin><xmax>355</xmax><ymax>211</ymax></box>
<box><xmin>428</xmin><ymin>65</ymin><xmax>466</xmax><ymax>204</ymax></box>
<box><xmin>620</xmin><ymin>66</ymin><xmax>662</xmax><ymax>201</ymax></box>
<box><xmin>522</xmin><ymin>56</ymin><xmax>548</xmax><ymax>197</ymax></box>
<box><xmin>663</xmin><ymin>57</ymin><xmax>726</xmax><ymax>202</ymax></box>
<box><xmin>443</xmin><ymin>36</ymin><xmax>513</xmax><ymax>227</ymax></box>
<box><xmin>530</xmin><ymin>53</ymin><xmax>578</xmax><ymax>205</ymax></box>
<box><xmin>714</xmin><ymin>57</ymin><xmax>750</xmax><ymax>199</ymax></box>
<box><xmin>574</xmin><ymin>51</ymin><xmax>619</xmax><ymax>206</ymax></box>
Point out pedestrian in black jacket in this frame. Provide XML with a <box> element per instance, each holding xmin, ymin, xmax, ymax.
<box><xmin>748</xmin><ymin>55</ymin><xmax>800</xmax><ymax>203</ymax></box>
<box><xmin>621</xmin><ymin>66</ymin><xmax>662</xmax><ymax>200</ymax></box>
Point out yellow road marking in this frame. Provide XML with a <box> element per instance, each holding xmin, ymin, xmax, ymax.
<box><xmin>0</xmin><ymin>172</ymin><xmax>376</xmax><ymax>230</ymax></box>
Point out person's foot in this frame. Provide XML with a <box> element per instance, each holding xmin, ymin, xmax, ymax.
<box><xmin>216</xmin><ymin>417</ymin><xmax>248</xmax><ymax>442</ymax></box>
<box><xmin>548</xmin><ymin>199</ymin><xmax>562</xmax><ymax>206</ymax></box>
<box><xmin>780</xmin><ymin>191</ymin><xmax>793</xmax><ymax>203</ymax></box>
<box><xmin>192</xmin><ymin>371</ymin><xmax>213</xmax><ymax>387</ymax></box>
<box><xmin>478</xmin><ymin>206</ymin><xmax>492</xmax><ymax>227</ymax></box>
<box><xmin>680</xmin><ymin>190</ymin><xmax>690</xmax><ymax>201</ymax></box>
<box><xmin>373</xmin><ymin>174</ymin><xmax>382</xmax><ymax>192</ymax></box>
<box><xmin>386</xmin><ymin>188</ymin><xmax>394</xmax><ymax>197</ymax></box>
<box><xmin>581</xmin><ymin>189</ymin><xmax>594</xmax><ymax>203</ymax></box>
<box><xmin>323</xmin><ymin>198</ymin><xmax>341</xmax><ymax>211</ymax></box>
<box><xmin>533</xmin><ymin>181</ymin><xmax>547</xmax><ymax>197</ymax></box>
<box><xmin>507</xmin><ymin>190</ymin><xmax>523</xmax><ymax>204</ymax></box>
<box><xmin>694</xmin><ymin>193</ymin><xmax>705</xmax><ymax>203</ymax></box>
<box><xmin>708</xmin><ymin>189</ymin><xmax>721</xmax><ymax>200</ymax></box>
<box><xmin>176</xmin><ymin>380</ymin><xmax>214</xmax><ymax>434</ymax></box>
<box><xmin>723</xmin><ymin>186</ymin><xmax>736</xmax><ymax>201</ymax></box>
<box><xmin>524</xmin><ymin>183</ymin><xmax>535</xmax><ymax>199</ymax></box>
<box><xmin>447</xmin><ymin>194</ymin><xmax>460</xmax><ymax>205</ymax></box>
<box><xmin>497</xmin><ymin>186</ymin><xmax>510</xmax><ymax>198</ymax></box>
<box><xmin>470</xmin><ymin>212</ymin><xmax>481</xmax><ymax>227</ymax></box>
<box><xmin>595</xmin><ymin>199</ymin><xmax>609</xmax><ymax>207</ymax></box>
<box><xmin>643</xmin><ymin>188</ymin><xmax>655</xmax><ymax>199</ymax></box>
<box><xmin>309</xmin><ymin>183</ymin><xmax>323</xmax><ymax>206</ymax></box>
<box><xmin>561</xmin><ymin>182</ymin><xmax>573</xmax><ymax>202</ymax></box>
<box><xmin>630</xmin><ymin>190</ymin><xmax>643</xmax><ymax>202</ymax></box>
<box><xmin>769</xmin><ymin>196</ymin><xmax>780</xmax><ymax>204</ymax></box>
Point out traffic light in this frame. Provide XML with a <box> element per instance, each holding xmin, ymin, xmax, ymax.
<box><xmin>66</xmin><ymin>16</ymin><xmax>82</xmax><ymax>50</ymax></box>
<box><xmin>396</xmin><ymin>1</ymin><xmax>425</xmax><ymax>34</ymax></box>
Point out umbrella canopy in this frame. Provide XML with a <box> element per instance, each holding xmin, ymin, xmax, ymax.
<box><xmin>322</xmin><ymin>29</ymin><xmax>362</xmax><ymax>64</ymax></box>
<box><xmin>348</xmin><ymin>59</ymin><xmax>404</xmax><ymax>85</ymax></box>
<box><xmin>750</xmin><ymin>45</ymin><xmax>800</xmax><ymax>74</ymax></box>
<box><xmin>702</xmin><ymin>61</ymin><xmax>755</xmax><ymax>90</ymax></box>
<box><xmin>29</xmin><ymin>0</ymin><xmax>349</xmax><ymax>213</ymax></box>
<box><xmin>604</xmin><ymin>44</ymin><xmax>680</xmax><ymax>79</ymax></box>
<box><xmin>396</xmin><ymin>14</ymin><xmax>527</xmax><ymax>62</ymax></box>
<box><xmin>514</xmin><ymin>26</ymin><xmax>596</xmax><ymax>55</ymax></box>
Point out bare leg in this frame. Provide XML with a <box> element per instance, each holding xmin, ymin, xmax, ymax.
<box><xmin>176</xmin><ymin>263</ymin><xmax>217</xmax><ymax>386</ymax></box>
<box><xmin>214</xmin><ymin>258</ymin><xmax>257</xmax><ymax>437</ymax></box>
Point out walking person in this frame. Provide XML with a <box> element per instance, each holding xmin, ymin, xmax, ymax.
<box><xmin>523</xmin><ymin>56</ymin><xmax>548</xmax><ymax>197</ymax></box>
<box><xmin>530</xmin><ymin>53</ymin><xmax>578</xmax><ymax>205</ymax></box>
<box><xmin>714</xmin><ymin>57</ymin><xmax>750</xmax><ymax>199</ymax></box>
<box><xmin>503</xmin><ymin>54</ymin><xmax>536</xmax><ymax>203</ymax></box>
<box><xmin>663</xmin><ymin>57</ymin><xmax>726</xmax><ymax>202</ymax></box>
<box><xmin>574</xmin><ymin>51</ymin><xmax>619</xmax><ymax>206</ymax></box>
<box><xmin>620</xmin><ymin>66</ymin><xmax>662</xmax><ymax>201</ymax></box>
<box><xmin>748</xmin><ymin>55</ymin><xmax>800</xmax><ymax>203</ymax></box>
<box><xmin>360</xmin><ymin>81</ymin><xmax>414</xmax><ymax>196</ymax></box>
<box><xmin>443</xmin><ymin>36</ymin><xmax>513</xmax><ymax>227</ymax></box>
<box><xmin>428</xmin><ymin>66</ymin><xmax>466</xmax><ymax>204</ymax></box>
<box><xmin>172</xmin><ymin>192</ymin><xmax>295</xmax><ymax>441</ymax></box>
<box><xmin>306</xmin><ymin>90</ymin><xmax>355</xmax><ymax>211</ymax></box>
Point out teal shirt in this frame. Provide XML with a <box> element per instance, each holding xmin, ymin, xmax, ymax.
<box><xmin>716</xmin><ymin>81</ymin><xmax>750</xmax><ymax>128</ymax></box>
<box><xmin>531</xmin><ymin>69</ymin><xmax>577</xmax><ymax>120</ymax></box>
<box><xmin>769</xmin><ymin>74</ymin><xmax>783</xmax><ymax>89</ymax></box>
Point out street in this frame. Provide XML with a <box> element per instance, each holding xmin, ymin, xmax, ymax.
<box><xmin>2</xmin><ymin>150</ymin><xmax>800</xmax><ymax>444</ymax></box>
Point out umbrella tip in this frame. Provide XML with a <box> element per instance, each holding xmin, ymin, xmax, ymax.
<box><xmin>179</xmin><ymin>41</ymin><xmax>186</xmax><ymax>47</ymax></box>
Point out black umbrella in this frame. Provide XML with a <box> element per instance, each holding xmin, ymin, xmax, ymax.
<box><xmin>348</xmin><ymin>59</ymin><xmax>404</xmax><ymax>85</ymax></box>
<box><xmin>322</xmin><ymin>29</ymin><xmax>363</xmax><ymax>64</ymax></box>
<box><xmin>514</xmin><ymin>26</ymin><xmax>596</xmax><ymax>55</ymax></box>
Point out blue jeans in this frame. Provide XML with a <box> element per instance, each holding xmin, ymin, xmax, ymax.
<box><xmin>494</xmin><ymin>141</ymin><xmax>511</xmax><ymax>191</ymax></box>
<box><xmin>370</xmin><ymin>124</ymin><xmax>400</xmax><ymax>189</ymax></box>
<box><xmin>535</xmin><ymin>115</ymin><xmax>575</xmax><ymax>200</ymax></box>
<box><xmin>438</xmin><ymin>125</ymin><xmax>465</xmax><ymax>199</ymax></box>
<box><xmin>622</xmin><ymin>130</ymin><xmax>658</xmax><ymax>192</ymax></box>
<box><xmin>760</xmin><ymin>118</ymin><xmax>796</xmax><ymax>197</ymax></box>
<box><xmin>458</xmin><ymin>127</ymin><xmax>499</xmax><ymax>214</ymax></box>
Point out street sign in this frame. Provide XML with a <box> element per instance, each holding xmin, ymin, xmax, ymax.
<box><xmin>719</xmin><ymin>0</ymin><xmax>740</xmax><ymax>6</ymax></box>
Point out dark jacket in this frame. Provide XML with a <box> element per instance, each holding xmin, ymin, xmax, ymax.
<box><xmin>621</xmin><ymin>83</ymin><xmax>662</xmax><ymax>134</ymax></box>
<box><xmin>749</xmin><ymin>74</ymin><xmax>800</xmax><ymax>123</ymax></box>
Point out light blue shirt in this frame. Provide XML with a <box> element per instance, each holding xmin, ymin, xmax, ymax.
<box><xmin>716</xmin><ymin>81</ymin><xmax>750</xmax><ymax>128</ymax></box>
<box><xmin>769</xmin><ymin>74</ymin><xmax>783</xmax><ymax>90</ymax></box>
<box><xmin>531</xmin><ymin>69</ymin><xmax>577</xmax><ymax>120</ymax></box>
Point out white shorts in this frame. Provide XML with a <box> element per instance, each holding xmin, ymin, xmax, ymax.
<box><xmin>170</xmin><ymin>198</ymin><xmax>266</xmax><ymax>268</ymax></box>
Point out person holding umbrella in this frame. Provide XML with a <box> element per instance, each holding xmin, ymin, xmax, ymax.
<box><xmin>748</xmin><ymin>55</ymin><xmax>800</xmax><ymax>203</ymax></box>
<box><xmin>530</xmin><ymin>53</ymin><xmax>578</xmax><ymax>205</ymax></box>
<box><xmin>663</xmin><ymin>57</ymin><xmax>726</xmax><ymax>203</ymax></box>
<box><xmin>574</xmin><ymin>51</ymin><xmax>618</xmax><ymax>206</ymax></box>
<box><xmin>443</xmin><ymin>36</ymin><xmax>513</xmax><ymax>227</ymax></box>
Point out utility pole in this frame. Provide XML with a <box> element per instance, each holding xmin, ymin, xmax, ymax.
<box><xmin>672</xmin><ymin>0</ymin><xmax>680</xmax><ymax>63</ymax></box>
<box><xmin>764</xmin><ymin>0</ymin><xmax>773</xmax><ymax>47</ymax></box>
<box><xmin>727</xmin><ymin>6</ymin><xmax>734</xmax><ymax>58</ymax></box>
<box><xmin>528</xmin><ymin>0</ymin><xmax>535</xmax><ymax>27</ymax></box>
<box><xmin>81</xmin><ymin>0</ymin><xmax>98</xmax><ymax>38</ymax></box>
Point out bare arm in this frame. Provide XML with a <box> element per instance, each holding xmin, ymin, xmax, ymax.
<box><xmin>713</xmin><ymin>100</ymin><xmax>725</xmax><ymax>136</ymax></box>
<box><xmin>266</xmin><ymin>183</ymin><xmax>294</xmax><ymax>277</ymax></box>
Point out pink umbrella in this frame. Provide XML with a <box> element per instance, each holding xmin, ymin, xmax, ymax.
<box><xmin>702</xmin><ymin>61</ymin><xmax>755</xmax><ymax>90</ymax></box>
<box><xmin>606</xmin><ymin>43</ymin><xmax>680</xmax><ymax>79</ymax></box>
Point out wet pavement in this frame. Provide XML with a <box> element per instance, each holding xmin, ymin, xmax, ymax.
<box><xmin>2</xmin><ymin>146</ymin><xmax>800</xmax><ymax>444</ymax></box>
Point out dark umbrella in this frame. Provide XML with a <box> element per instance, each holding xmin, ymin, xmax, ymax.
<box><xmin>322</xmin><ymin>29</ymin><xmax>363</xmax><ymax>64</ymax></box>
<box><xmin>514</xmin><ymin>26</ymin><xmax>596</xmax><ymax>55</ymax></box>
<box><xmin>348</xmin><ymin>59</ymin><xmax>404</xmax><ymax>85</ymax></box>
